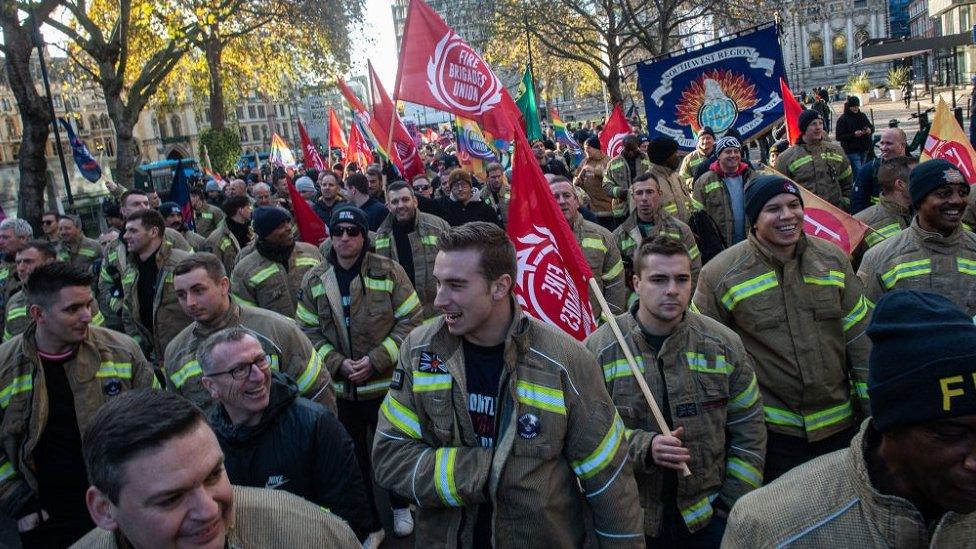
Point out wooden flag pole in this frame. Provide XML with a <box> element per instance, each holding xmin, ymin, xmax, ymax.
<box><xmin>587</xmin><ymin>278</ymin><xmax>692</xmax><ymax>477</ymax></box>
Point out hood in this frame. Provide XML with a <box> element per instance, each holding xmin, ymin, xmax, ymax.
<box><xmin>708</xmin><ymin>160</ymin><xmax>748</xmax><ymax>178</ymax></box>
<box><xmin>209</xmin><ymin>371</ymin><xmax>298</xmax><ymax>445</ymax></box>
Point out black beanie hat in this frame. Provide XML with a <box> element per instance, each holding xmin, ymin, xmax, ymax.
<box><xmin>867</xmin><ymin>290</ymin><xmax>976</xmax><ymax>432</ymax></box>
<box><xmin>252</xmin><ymin>206</ymin><xmax>292</xmax><ymax>240</ymax></box>
<box><xmin>158</xmin><ymin>202</ymin><xmax>180</xmax><ymax>217</ymax></box>
<box><xmin>797</xmin><ymin>109</ymin><xmax>823</xmax><ymax>135</ymax></box>
<box><xmin>329</xmin><ymin>204</ymin><xmax>369</xmax><ymax>236</ymax></box>
<box><xmin>585</xmin><ymin>136</ymin><xmax>601</xmax><ymax>150</ymax></box>
<box><xmin>698</xmin><ymin>126</ymin><xmax>715</xmax><ymax>139</ymax></box>
<box><xmin>909</xmin><ymin>158</ymin><xmax>967</xmax><ymax>206</ymax></box>
<box><xmin>743</xmin><ymin>174</ymin><xmax>803</xmax><ymax>226</ymax></box>
<box><xmin>647</xmin><ymin>136</ymin><xmax>679</xmax><ymax>165</ymax></box>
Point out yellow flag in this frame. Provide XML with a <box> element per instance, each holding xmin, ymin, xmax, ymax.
<box><xmin>921</xmin><ymin>98</ymin><xmax>976</xmax><ymax>184</ymax></box>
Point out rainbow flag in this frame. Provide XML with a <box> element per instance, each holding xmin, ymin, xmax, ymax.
<box><xmin>269</xmin><ymin>133</ymin><xmax>297</xmax><ymax>168</ymax></box>
<box><xmin>551</xmin><ymin>107</ymin><xmax>583</xmax><ymax>167</ymax></box>
<box><xmin>455</xmin><ymin>116</ymin><xmax>499</xmax><ymax>179</ymax></box>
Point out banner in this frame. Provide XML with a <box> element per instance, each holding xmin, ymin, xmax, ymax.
<box><xmin>298</xmin><ymin>120</ymin><xmax>327</xmax><ymax>171</ymax></box>
<box><xmin>287</xmin><ymin>180</ymin><xmax>329</xmax><ymax>245</ymax></box>
<box><xmin>600</xmin><ymin>104</ymin><xmax>632</xmax><ymax>158</ymax></box>
<box><xmin>636</xmin><ymin>24</ymin><xmax>786</xmax><ymax>151</ymax></box>
<box><xmin>395</xmin><ymin>0</ymin><xmax>520</xmax><ymax>141</ymax></box>
<box><xmin>58</xmin><ymin>118</ymin><xmax>101</xmax><ymax>182</ymax></box>
<box><xmin>515</xmin><ymin>67</ymin><xmax>543</xmax><ymax>141</ymax></box>
<box><xmin>922</xmin><ymin>98</ymin><xmax>976</xmax><ymax>184</ymax></box>
<box><xmin>455</xmin><ymin>116</ymin><xmax>498</xmax><ymax>179</ymax></box>
<box><xmin>369</xmin><ymin>61</ymin><xmax>425</xmax><ymax>180</ymax></box>
<box><xmin>269</xmin><ymin>133</ymin><xmax>297</xmax><ymax>168</ymax></box>
<box><xmin>337</xmin><ymin>78</ymin><xmax>402</xmax><ymax>172</ymax></box>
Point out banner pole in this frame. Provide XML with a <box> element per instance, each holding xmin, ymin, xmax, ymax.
<box><xmin>587</xmin><ymin>278</ymin><xmax>692</xmax><ymax>477</ymax></box>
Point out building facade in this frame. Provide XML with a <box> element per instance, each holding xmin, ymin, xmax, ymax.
<box><xmin>779</xmin><ymin>0</ymin><xmax>890</xmax><ymax>90</ymax></box>
<box><xmin>927</xmin><ymin>0</ymin><xmax>975</xmax><ymax>85</ymax></box>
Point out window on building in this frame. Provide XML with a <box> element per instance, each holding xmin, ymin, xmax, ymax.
<box><xmin>204</xmin><ymin>108</ymin><xmax>211</xmax><ymax>123</ymax></box>
<box><xmin>239</xmin><ymin>127</ymin><xmax>248</xmax><ymax>142</ymax></box>
<box><xmin>262</xmin><ymin>125</ymin><xmax>268</xmax><ymax>138</ymax></box>
<box><xmin>962</xmin><ymin>9</ymin><xmax>971</xmax><ymax>31</ymax></box>
<box><xmin>53</xmin><ymin>96</ymin><xmax>63</xmax><ymax>109</ymax></box>
<box><xmin>100</xmin><ymin>114</ymin><xmax>110</xmax><ymax>130</ymax></box>
<box><xmin>809</xmin><ymin>38</ymin><xmax>825</xmax><ymax>67</ymax></box>
<box><xmin>832</xmin><ymin>34</ymin><xmax>848</xmax><ymax>64</ymax></box>
<box><xmin>105</xmin><ymin>139</ymin><xmax>115</xmax><ymax>157</ymax></box>
<box><xmin>76</xmin><ymin>116</ymin><xmax>84</xmax><ymax>131</ymax></box>
<box><xmin>248</xmin><ymin>105</ymin><xmax>256</xmax><ymax>119</ymax></box>
<box><xmin>257</xmin><ymin>105</ymin><xmax>266</xmax><ymax>118</ymax></box>
<box><xmin>157</xmin><ymin>117</ymin><xmax>169</xmax><ymax>139</ymax></box>
<box><xmin>251</xmin><ymin>125</ymin><xmax>261</xmax><ymax>141</ymax></box>
<box><xmin>236</xmin><ymin>107</ymin><xmax>244</xmax><ymax>119</ymax></box>
<box><xmin>855</xmin><ymin>27</ymin><xmax>869</xmax><ymax>46</ymax></box>
<box><xmin>170</xmin><ymin>115</ymin><xmax>183</xmax><ymax>137</ymax></box>
<box><xmin>282</xmin><ymin>126</ymin><xmax>289</xmax><ymax>140</ymax></box>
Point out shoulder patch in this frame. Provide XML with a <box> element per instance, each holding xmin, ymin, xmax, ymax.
<box><xmin>418</xmin><ymin>351</ymin><xmax>446</xmax><ymax>373</ymax></box>
<box><xmin>675</xmin><ymin>402</ymin><xmax>698</xmax><ymax>418</ymax></box>
<box><xmin>390</xmin><ymin>368</ymin><xmax>404</xmax><ymax>390</ymax></box>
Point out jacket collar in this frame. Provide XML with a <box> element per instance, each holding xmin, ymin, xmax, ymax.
<box><xmin>910</xmin><ymin>216</ymin><xmax>963</xmax><ymax>252</ymax></box>
<box><xmin>878</xmin><ymin>195</ymin><xmax>912</xmax><ymax>220</ymax></box>
<box><xmin>708</xmin><ymin>160</ymin><xmax>749</xmax><ymax>178</ymax></box>
<box><xmin>431</xmin><ymin>296</ymin><xmax>530</xmax><ymax>380</ymax></box>
<box><xmin>194</xmin><ymin>300</ymin><xmax>242</xmax><ymax>338</ymax></box>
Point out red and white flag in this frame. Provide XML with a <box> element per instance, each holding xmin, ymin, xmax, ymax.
<box><xmin>346</xmin><ymin>122</ymin><xmax>373</xmax><ymax>169</ymax></box>
<box><xmin>337</xmin><ymin>77</ymin><xmax>405</xmax><ymax>173</ymax></box>
<box><xmin>922</xmin><ymin>98</ymin><xmax>976</xmax><ymax>184</ymax></box>
<box><xmin>768</xmin><ymin>168</ymin><xmax>869</xmax><ymax>254</ymax></box>
<box><xmin>600</xmin><ymin>104</ymin><xmax>632</xmax><ymax>157</ymax></box>
<box><xmin>328</xmin><ymin>109</ymin><xmax>347</xmax><ymax>150</ymax></box>
<box><xmin>508</xmin><ymin>111</ymin><xmax>596</xmax><ymax>340</ymax></box>
<box><xmin>395</xmin><ymin>0</ymin><xmax>520</xmax><ymax>142</ymax></box>
<box><xmin>298</xmin><ymin>119</ymin><xmax>326</xmax><ymax>171</ymax></box>
<box><xmin>369</xmin><ymin>61</ymin><xmax>425</xmax><ymax>180</ymax></box>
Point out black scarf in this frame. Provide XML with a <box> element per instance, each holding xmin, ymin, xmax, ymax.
<box><xmin>256</xmin><ymin>239</ymin><xmax>295</xmax><ymax>270</ymax></box>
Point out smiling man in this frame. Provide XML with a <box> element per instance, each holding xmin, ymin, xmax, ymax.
<box><xmin>694</xmin><ymin>174</ymin><xmax>873</xmax><ymax>482</ymax></box>
<box><xmin>724</xmin><ymin>290</ymin><xmax>976</xmax><ymax>547</ymax></box>
<box><xmin>75</xmin><ymin>389</ymin><xmax>360</xmax><ymax>548</ymax></box>
<box><xmin>858</xmin><ymin>159</ymin><xmax>976</xmax><ymax>316</ymax></box>
<box><xmin>372</xmin><ymin>222</ymin><xmax>642</xmax><ymax>547</ymax></box>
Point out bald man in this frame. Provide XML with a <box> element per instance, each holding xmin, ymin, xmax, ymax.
<box><xmin>851</xmin><ymin>127</ymin><xmax>907</xmax><ymax>214</ymax></box>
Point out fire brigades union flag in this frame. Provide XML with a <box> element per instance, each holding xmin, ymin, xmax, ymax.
<box><xmin>636</xmin><ymin>23</ymin><xmax>787</xmax><ymax>151</ymax></box>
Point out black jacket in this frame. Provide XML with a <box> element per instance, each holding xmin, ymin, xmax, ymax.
<box><xmin>439</xmin><ymin>197</ymin><xmax>501</xmax><ymax>227</ymax></box>
<box><xmin>210</xmin><ymin>373</ymin><xmax>372</xmax><ymax>541</ymax></box>
<box><xmin>835</xmin><ymin>108</ymin><xmax>874</xmax><ymax>154</ymax></box>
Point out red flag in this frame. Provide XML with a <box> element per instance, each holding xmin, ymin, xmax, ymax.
<box><xmin>298</xmin><ymin>119</ymin><xmax>326</xmax><ymax>171</ymax></box>
<box><xmin>328</xmin><ymin>109</ymin><xmax>347</xmax><ymax>150</ymax></box>
<box><xmin>395</xmin><ymin>0</ymin><xmax>519</xmax><ymax>141</ymax></box>
<box><xmin>599</xmin><ymin>104</ymin><xmax>632</xmax><ymax>157</ymax></box>
<box><xmin>369</xmin><ymin>62</ymin><xmax>425</xmax><ymax>180</ymax></box>
<box><xmin>507</xmin><ymin>110</ymin><xmax>596</xmax><ymax>340</ymax></box>
<box><xmin>346</xmin><ymin>122</ymin><xmax>373</xmax><ymax>168</ymax></box>
<box><xmin>779</xmin><ymin>78</ymin><xmax>802</xmax><ymax>144</ymax></box>
<box><xmin>922</xmin><ymin>98</ymin><xmax>976</xmax><ymax>183</ymax></box>
<box><xmin>286</xmin><ymin>179</ymin><xmax>329</xmax><ymax>245</ymax></box>
<box><xmin>337</xmin><ymin>77</ymin><xmax>405</xmax><ymax>173</ymax></box>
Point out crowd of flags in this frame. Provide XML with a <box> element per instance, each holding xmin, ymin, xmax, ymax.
<box><xmin>48</xmin><ymin>0</ymin><xmax>976</xmax><ymax>343</ymax></box>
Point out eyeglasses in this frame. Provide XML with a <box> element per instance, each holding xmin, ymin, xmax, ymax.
<box><xmin>332</xmin><ymin>226</ymin><xmax>363</xmax><ymax>238</ymax></box>
<box><xmin>206</xmin><ymin>354</ymin><xmax>271</xmax><ymax>380</ymax></box>
<box><xmin>413</xmin><ymin>184</ymin><xmax>431</xmax><ymax>192</ymax></box>
<box><xmin>42</xmin><ymin>220</ymin><xmax>55</xmax><ymax>225</ymax></box>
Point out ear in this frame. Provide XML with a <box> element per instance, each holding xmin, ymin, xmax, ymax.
<box><xmin>491</xmin><ymin>274</ymin><xmax>513</xmax><ymax>301</ymax></box>
<box><xmin>218</xmin><ymin>277</ymin><xmax>230</xmax><ymax>294</ymax></box>
<box><xmin>200</xmin><ymin>377</ymin><xmax>219</xmax><ymax>399</ymax></box>
<box><xmin>28</xmin><ymin>304</ymin><xmax>43</xmax><ymax>323</ymax></box>
<box><xmin>632</xmin><ymin>273</ymin><xmax>640</xmax><ymax>292</ymax></box>
<box><xmin>86</xmin><ymin>486</ymin><xmax>120</xmax><ymax>532</ymax></box>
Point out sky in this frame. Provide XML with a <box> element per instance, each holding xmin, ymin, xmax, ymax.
<box><xmin>350</xmin><ymin>0</ymin><xmax>399</xmax><ymax>90</ymax></box>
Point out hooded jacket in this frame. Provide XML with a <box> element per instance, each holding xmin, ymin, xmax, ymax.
<box><xmin>691</xmin><ymin>162</ymin><xmax>755</xmax><ymax>248</ymax></box>
<box><xmin>209</xmin><ymin>373</ymin><xmax>371</xmax><ymax>541</ymax></box>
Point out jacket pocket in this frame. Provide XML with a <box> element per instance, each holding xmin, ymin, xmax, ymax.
<box><xmin>420</xmin><ymin>394</ymin><xmax>456</xmax><ymax>444</ymax></box>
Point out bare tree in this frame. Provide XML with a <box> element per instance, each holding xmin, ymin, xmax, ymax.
<box><xmin>1</xmin><ymin>0</ymin><xmax>62</xmax><ymax>225</ymax></box>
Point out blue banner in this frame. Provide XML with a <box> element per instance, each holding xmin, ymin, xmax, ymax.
<box><xmin>636</xmin><ymin>24</ymin><xmax>786</xmax><ymax>151</ymax></box>
<box><xmin>58</xmin><ymin>118</ymin><xmax>102</xmax><ymax>182</ymax></box>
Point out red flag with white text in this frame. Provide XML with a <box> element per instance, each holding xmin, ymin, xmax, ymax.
<box><xmin>599</xmin><ymin>104</ymin><xmax>632</xmax><ymax>157</ymax></box>
<box><xmin>298</xmin><ymin>120</ymin><xmax>326</xmax><ymax>171</ymax></box>
<box><xmin>369</xmin><ymin>62</ymin><xmax>425</xmax><ymax>180</ymax></box>
<box><xmin>328</xmin><ymin>109</ymin><xmax>347</xmax><ymax>150</ymax></box>
<box><xmin>508</xmin><ymin>112</ymin><xmax>596</xmax><ymax>340</ymax></box>
<box><xmin>287</xmin><ymin>180</ymin><xmax>329</xmax><ymax>245</ymax></box>
<box><xmin>395</xmin><ymin>0</ymin><xmax>520</xmax><ymax>141</ymax></box>
<box><xmin>779</xmin><ymin>78</ymin><xmax>802</xmax><ymax>145</ymax></box>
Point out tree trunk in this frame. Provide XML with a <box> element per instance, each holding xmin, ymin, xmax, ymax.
<box><xmin>205</xmin><ymin>36</ymin><xmax>225</xmax><ymax>130</ymax></box>
<box><xmin>2</xmin><ymin>21</ymin><xmax>51</xmax><ymax>227</ymax></box>
<box><xmin>606</xmin><ymin>64</ymin><xmax>624</xmax><ymax>105</ymax></box>
<box><xmin>104</xmin><ymin>92</ymin><xmax>139</xmax><ymax>189</ymax></box>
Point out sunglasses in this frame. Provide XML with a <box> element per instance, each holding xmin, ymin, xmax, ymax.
<box><xmin>413</xmin><ymin>184</ymin><xmax>431</xmax><ymax>191</ymax></box>
<box><xmin>42</xmin><ymin>220</ymin><xmax>55</xmax><ymax>225</ymax></box>
<box><xmin>332</xmin><ymin>226</ymin><xmax>363</xmax><ymax>238</ymax></box>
